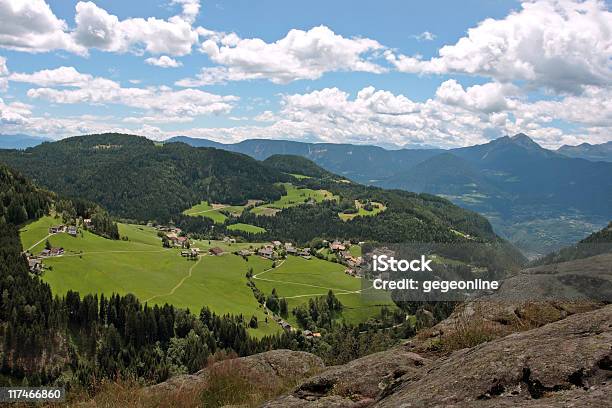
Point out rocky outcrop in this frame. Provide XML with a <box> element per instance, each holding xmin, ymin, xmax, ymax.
<box><xmin>149</xmin><ymin>349</ymin><xmax>324</xmax><ymax>394</ymax></box>
<box><xmin>263</xmin><ymin>305</ymin><xmax>612</xmax><ymax>407</ymax></box>
<box><xmin>377</xmin><ymin>304</ymin><xmax>611</xmax><ymax>407</ymax></box>
<box><xmin>263</xmin><ymin>349</ymin><xmax>428</xmax><ymax>407</ymax></box>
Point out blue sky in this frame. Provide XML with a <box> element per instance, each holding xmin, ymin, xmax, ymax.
<box><xmin>0</xmin><ymin>0</ymin><xmax>610</xmax><ymax>148</ymax></box>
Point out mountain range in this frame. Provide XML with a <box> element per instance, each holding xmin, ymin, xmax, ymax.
<box><xmin>0</xmin><ymin>133</ymin><xmax>508</xmax><ymax>249</ymax></box>
<box><xmin>2</xmin><ymin>133</ymin><xmax>610</xmax><ymax>257</ymax></box>
<box><xmin>0</xmin><ymin>134</ymin><xmax>51</xmax><ymax>150</ymax></box>
<box><xmin>557</xmin><ymin>141</ymin><xmax>612</xmax><ymax>162</ymax></box>
<box><xmin>166</xmin><ymin>134</ymin><xmax>612</xmax><ymax>257</ymax></box>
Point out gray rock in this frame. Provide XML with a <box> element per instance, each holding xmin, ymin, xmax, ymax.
<box><xmin>263</xmin><ymin>349</ymin><xmax>428</xmax><ymax>407</ymax></box>
<box><xmin>375</xmin><ymin>305</ymin><xmax>612</xmax><ymax>407</ymax></box>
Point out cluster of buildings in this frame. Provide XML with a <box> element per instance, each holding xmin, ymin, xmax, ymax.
<box><xmin>157</xmin><ymin>226</ymin><xmax>191</xmax><ymax>248</ymax></box>
<box><xmin>180</xmin><ymin>247</ymin><xmax>201</xmax><ymax>258</ymax></box>
<box><xmin>49</xmin><ymin>224</ymin><xmax>78</xmax><ymax>237</ymax></box>
<box><xmin>326</xmin><ymin>240</ymin><xmax>363</xmax><ymax>277</ymax></box>
<box><xmin>255</xmin><ymin>241</ymin><xmax>312</xmax><ymax>260</ymax></box>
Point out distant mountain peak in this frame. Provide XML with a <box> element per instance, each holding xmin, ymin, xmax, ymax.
<box><xmin>509</xmin><ymin>133</ymin><xmax>541</xmax><ymax>149</ymax></box>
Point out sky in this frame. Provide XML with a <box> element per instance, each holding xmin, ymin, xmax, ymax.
<box><xmin>0</xmin><ymin>0</ymin><xmax>610</xmax><ymax>149</ymax></box>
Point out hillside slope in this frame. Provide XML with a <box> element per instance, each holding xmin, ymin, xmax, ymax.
<box><xmin>168</xmin><ymin>134</ymin><xmax>612</xmax><ymax>256</ymax></box>
<box><xmin>0</xmin><ymin>134</ymin><xmax>288</xmax><ymax>221</ymax></box>
<box><xmin>0</xmin><ymin>134</ymin><xmax>515</xmax><ymax>250</ymax></box>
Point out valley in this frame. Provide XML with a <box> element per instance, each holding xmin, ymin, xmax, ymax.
<box><xmin>20</xmin><ymin>215</ymin><xmax>394</xmax><ymax>338</ymax></box>
<box><xmin>169</xmin><ymin>134</ymin><xmax>612</xmax><ymax>257</ymax></box>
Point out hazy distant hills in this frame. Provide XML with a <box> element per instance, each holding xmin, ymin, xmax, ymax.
<box><xmin>0</xmin><ymin>134</ymin><xmax>51</xmax><ymax>149</ymax></box>
<box><xmin>168</xmin><ymin>134</ymin><xmax>612</xmax><ymax>257</ymax></box>
<box><xmin>167</xmin><ymin>136</ymin><xmax>442</xmax><ymax>182</ymax></box>
<box><xmin>557</xmin><ymin>141</ymin><xmax>612</xmax><ymax>162</ymax></box>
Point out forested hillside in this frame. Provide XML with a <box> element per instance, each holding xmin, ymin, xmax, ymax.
<box><xmin>532</xmin><ymin>221</ymin><xmax>612</xmax><ymax>266</ymax></box>
<box><xmin>0</xmin><ymin>162</ymin><xmax>52</xmax><ymax>225</ymax></box>
<box><xmin>0</xmin><ymin>134</ymin><xmax>511</xmax><ymax>250</ymax></box>
<box><xmin>0</xmin><ymin>134</ymin><xmax>289</xmax><ymax>221</ymax></box>
<box><xmin>0</xmin><ymin>164</ymin><xmax>297</xmax><ymax>389</ymax></box>
<box><xmin>263</xmin><ymin>154</ymin><xmax>337</xmax><ymax>179</ymax></box>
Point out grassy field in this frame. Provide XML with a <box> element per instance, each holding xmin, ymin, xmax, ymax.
<box><xmin>21</xmin><ymin>216</ymin><xmax>279</xmax><ymax>337</ymax></box>
<box><xmin>182</xmin><ymin>201</ymin><xmax>230</xmax><ymax>223</ymax></box>
<box><xmin>227</xmin><ymin>223</ymin><xmax>266</xmax><ymax>234</ymax></box>
<box><xmin>289</xmin><ymin>173</ymin><xmax>311</xmax><ymax>180</ymax></box>
<box><xmin>183</xmin><ymin>201</ymin><xmax>247</xmax><ymax>223</ymax></box>
<box><xmin>339</xmin><ymin>200</ymin><xmax>387</xmax><ymax>221</ymax></box>
<box><xmin>253</xmin><ymin>256</ymin><xmax>395</xmax><ymax>327</ymax></box>
<box><xmin>250</xmin><ymin>183</ymin><xmax>337</xmax><ymax>216</ymax></box>
<box><xmin>21</xmin><ymin>216</ymin><xmax>392</xmax><ymax>336</ymax></box>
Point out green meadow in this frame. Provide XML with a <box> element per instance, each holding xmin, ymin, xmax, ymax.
<box><xmin>227</xmin><ymin>223</ymin><xmax>266</xmax><ymax>234</ymax></box>
<box><xmin>182</xmin><ymin>201</ymin><xmax>228</xmax><ymax>223</ymax></box>
<box><xmin>21</xmin><ymin>216</ymin><xmax>392</xmax><ymax>336</ymax></box>
<box><xmin>249</xmin><ymin>183</ymin><xmax>337</xmax><ymax>216</ymax></box>
<box><xmin>253</xmin><ymin>256</ymin><xmax>395</xmax><ymax>327</ymax></box>
<box><xmin>339</xmin><ymin>200</ymin><xmax>387</xmax><ymax>221</ymax></box>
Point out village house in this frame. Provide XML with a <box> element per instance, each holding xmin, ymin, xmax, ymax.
<box><xmin>209</xmin><ymin>247</ymin><xmax>224</xmax><ymax>256</ymax></box>
<box><xmin>41</xmin><ymin>247</ymin><xmax>64</xmax><ymax>257</ymax></box>
<box><xmin>181</xmin><ymin>248</ymin><xmax>199</xmax><ymax>258</ymax></box>
<box><xmin>258</xmin><ymin>247</ymin><xmax>275</xmax><ymax>259</ymax></box>
<box><xmin>280</xmin><ymin>321</ymin><xmax>292</xmax><ymax>331</ymax></box>
<box><xmin>237</xmin><ymin>249</ymin><xmax>252</xmax><ymax>257</ymax></box>
<box><xmin>28</xmin><ymin>258</ymin><xmax>43</xmax><ymax>273</ymax></box>
<box><xmin>271</xmin><ymin>240</ymin><xmax>282</xmax><ymax>248</ymax></box>
<box><xmin>83</xmin><ymin>218</ymin><xmax>92</xmax><ymax>227</ymax></box>
<box><xmin>67</xmin><ymin>226</ymin><xmax>78</xmax><ymax>236</ymax></box>
<box><xmin>168</xmin><ymin>236</ymin><xmax>189</xmax><ymax>248</ymax></box>
<box><xmin>49</xmin><ymin>225</ymin><xmax>65</xmax><ymax>234</ymax></box>
<box><xmin>345</xmin><ymin>268</ymin><xmax>357</xmax><ymax>277</ymax></box>
<box><xmin>298</xmin><ymin>248</ymin><xmax>312</xmax><ymax>259</ymax></box>
<box><xmin>303</xmin><ymin>330</ymin><xmax>313</xmax><ymax>337</ymax></box>
<box><xmin>286</xmin><ymin>246</ymin><xmax>298</xmax><ymax>255</ymax></box>
<box><xmin>330</xmin><ymin>240</ymin><xmax>346</xmax><ymax>252</ymax></box>
<box><xmin>223</xmin><ymin>237</ymin><xmax>236</xmax><ymax>244</ymax></box>
<box><xmin>284</xmin><ymin>242</ymin><xmax>294</xmax><ymax>250</ymax></box>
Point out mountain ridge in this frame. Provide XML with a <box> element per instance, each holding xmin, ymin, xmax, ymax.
<box><xmin>167</xmin><ymin>134</ymin><xmax>612</xmax><ymax>256</ymax></box>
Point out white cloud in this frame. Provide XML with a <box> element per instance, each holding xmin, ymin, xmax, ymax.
<box><xmin>387</xmin><ymin>0</ymin><xmax>612</xmax><ymax>94</ymax></box>
<box><xmin>0</xmin><ymin>0</ymin><xmax>85</xmax><ymax>54</ymax></box>
<box><xmin>0</xmin><ymin>0</ymin><xmax>202</xmax><ymax>57</ymax></box>
<box><xmin>171</xmin><ymin>0</ymin><xmax>200</xmax><ymax>24</ymax></box>
<box><xmin>412</xmin><ymin>31</ymin><xmax>436</xmax><ymax>41</ymax></box>
<box><xmin>13</xmin><ymin>66</ymin><xmax>238</xmax><ymax>117</ymax></box>
<box><xmin>177</xmin><ymin>25</ymin><xmax>386</xmax><ymax>85</ymax></box>
<box><xmin>145</xmin><ymin>55</ymin><xmax>183</xmax><ymax>68</ymax></box>
<box><xmin>10</xmin><ymin>66</ymin><xmax>92</xmax><ymax>87</ymax></box>
<box><xmin>73</xmin><ymin>1</ymin><xmax>199</xmax><ymax>56</ymax></box>
<box><xmin>0</xmin><ymin>56</ymin><xmax>7</xmax><ymax>91</ymax></box>
<box><xmin>0</xmin><ymin>97</ymin><xmax>31</xmax><ymax>125</ymax></box>
<box><xmin>435</xmin><ymin>80</ymin><xmax>518</xmax><ymax>113</ymax></box>
<box><xmin>168</xmin><ymin>81</ymin><xmax>611</xmax><ymax>149</ymax></box>
<box><xmin>0</xmin><ymin>56</ymin><xmax>7</xmax><ymax>76</ymax></box>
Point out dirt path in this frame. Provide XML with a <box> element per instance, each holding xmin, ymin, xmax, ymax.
<box><xmin>26</xmin><ymin>233</ymin><xmax>54</xmax><ymax>251</ymax></box>
<box><xmin>144</xmin><ymin>255</ymin><xmax>204</xmax><ymax>303</ymax></box>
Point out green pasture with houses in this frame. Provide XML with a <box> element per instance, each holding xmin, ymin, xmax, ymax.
<box><xmin>20</xmin><ymin>216</ymin><xmax>393</xmax><ymax>337</ymax></box>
